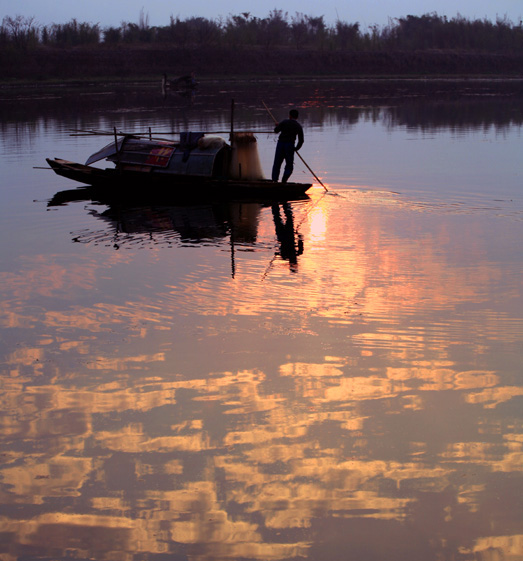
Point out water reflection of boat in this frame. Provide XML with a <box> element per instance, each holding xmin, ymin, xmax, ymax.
<box><xmin>46</xmin><ymin>130</ymin><xmax>312</xmax><ymax>201</ymax></box>
<box><xmin>48</xmin><ymin>188</ymin><xmax>306</xmax><ymax>274</ymax></box>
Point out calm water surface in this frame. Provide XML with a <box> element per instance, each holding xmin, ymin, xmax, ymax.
<box><xmin>0</xmin><ymin>81</ymin><xmax>522</xmax><ymax>561</ymax></box>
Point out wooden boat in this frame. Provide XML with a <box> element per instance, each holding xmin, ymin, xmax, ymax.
<box><xmin>46</xmin><ymin>131</ymin><xmax>312</xmax><ymax>201</ymax></box>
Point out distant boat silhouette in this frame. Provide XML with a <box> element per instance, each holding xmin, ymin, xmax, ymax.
<box><xmin>162</xmin><ymin>72</ymin><xmax>198</xmax><ymax>91</ymax></box>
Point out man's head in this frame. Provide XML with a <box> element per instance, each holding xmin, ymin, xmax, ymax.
<box><xmin>289</xmin><ymin>109</ymin><xmax>299</xmax><ymax>119</ymax></box>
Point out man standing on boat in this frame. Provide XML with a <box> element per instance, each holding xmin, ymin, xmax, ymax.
<box><xmin>271</xmin><ymin>109</ymin><xmax>304</xmax><ymax>183</ymax></box>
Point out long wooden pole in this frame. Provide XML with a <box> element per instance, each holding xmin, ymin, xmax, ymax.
<box><xmin>262</xmin><ymin>101</ymin><xmax>328</xmax><ymax>191</ymax></box>
<box><xmin>230</xmin><ymin>98</ymin><xmax>235</xmax><ymax>143</ymax></box>
<box><xmin>69</xmin><ymin>129</ymin><xmax>276</xmax><ymax>138</ymax></box>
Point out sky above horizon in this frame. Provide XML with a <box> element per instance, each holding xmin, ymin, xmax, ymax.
<box><xmin>1</xmin><ymin>0</ymin><xmax>522</xmax><ymax>29</ymax></box>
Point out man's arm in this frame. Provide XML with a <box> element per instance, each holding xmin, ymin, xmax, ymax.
<box><xmin>295</xmin><ymin>125</ymin><xmax>304</xmax><ymax>151</ymax></box>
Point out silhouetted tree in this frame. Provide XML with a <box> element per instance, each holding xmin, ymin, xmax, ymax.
<box><xmin>2</xmin><ymin>10</ymin><xmax>523</xmax><ymax>55</ymax></box>
<box><xmin>1</xmin><ymin>15</ymin><xmax>39</xmax><ymax>50</ymax></box>
<box><xmin>259</xmin><ymin>10</ymin><xmax>289</xmax><ymax>49</ymax></box>
<box><xmin>103</xmin><ymin>26</ymin><xmax>121</xmax><ymax>44</ymax></box>
<box><xmin>46</xmin><ymin>19</ymin><xmax>100</xmax><ymax>46</ymax></box>
<box><xmin>335</xmin><ymin>20</ymin><xmax>360</xmax><ymax>50</ymax></box>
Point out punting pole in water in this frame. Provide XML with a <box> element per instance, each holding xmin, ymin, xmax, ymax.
<box><xmin>262</xmin><ymin>100</ymin><xmax>328</xmax><ymax>192</ymax></box>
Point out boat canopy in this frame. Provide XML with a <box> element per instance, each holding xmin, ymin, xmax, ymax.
<box><xmin>86</xmin><ymin>134</ymin><xmax>230</xmax><ymax>178</ymax></box>
<box><xmin>85</xmin><ymin>137</ymin><xmax>125</xmax><ymax>165</ymax></box>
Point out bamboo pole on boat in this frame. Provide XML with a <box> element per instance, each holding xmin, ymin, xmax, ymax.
<box><xmin>262</xmin><ymin>101</ymin><xmax>328</xmax><ymax>192</ymax></box>
<box><xmin>68</xmin><ymin>129</ymin><xmax>275</xmax><ymax>138</ymax></box>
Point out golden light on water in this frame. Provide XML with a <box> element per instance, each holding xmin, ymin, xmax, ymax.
<box><xmin>306</xmin><ymin>202</ymin><xmax>328</xmax><ymax>244</ymax></box>
<box><xmin>2</xmin><ymin>187</ymin><xmax>522</xmax><ymax>560</ymax></box>
<box><xmin>1</xmin><ymin>91</ymin><xmax>522</xmax><ymax>561</ymax></box>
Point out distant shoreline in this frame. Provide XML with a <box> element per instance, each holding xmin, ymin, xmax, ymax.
<box><xmin>1</xmin><ymin>45</ymin><xmax>522</xmax><ymax>84</ymax></box>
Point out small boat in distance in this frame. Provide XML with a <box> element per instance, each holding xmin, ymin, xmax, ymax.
<box><xmin>46</xmin><ymin>129</ymin><xmax>312</xmax><ymax>202</ymax></box>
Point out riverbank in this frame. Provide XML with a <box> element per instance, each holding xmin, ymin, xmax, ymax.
<box><xmin>1</xmin><ymin>44</ymin><xmax>523</xmax><ymax>82</ymax></box>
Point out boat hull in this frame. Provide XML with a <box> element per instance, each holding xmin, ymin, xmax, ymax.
<box><xmin>46</xmin><ymin>158</ymin><xmax>312</xmax><ymax>202</ymax></box>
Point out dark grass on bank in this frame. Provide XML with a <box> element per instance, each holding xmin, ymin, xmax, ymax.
<box><xmin>1</xmin><ymin>45</ymin><xmax>523</xmax><ymax>82</ymax></box>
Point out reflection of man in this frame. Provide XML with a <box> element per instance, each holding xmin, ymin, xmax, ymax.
<box><xmin>272</xmin><ymin>203</ymin><xmax>304</xmax><ymax>272</ymax></box>
<box><xmin>271</xmin><ymin>109</ymin><xmax>304</xmax><ymax>183</ymax></box>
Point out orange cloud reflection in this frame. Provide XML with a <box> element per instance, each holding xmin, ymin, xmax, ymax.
<box><xmin>1</xmin><ymin>192</ymin><xmax>522</xmax><ymax>561</ymax></box>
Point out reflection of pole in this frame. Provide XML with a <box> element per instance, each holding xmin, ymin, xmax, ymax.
<box><xmin>227</xmin><ymin>203</ymin><xmax>236</xmax><ymax>279</ymax></box>
<box><xmin>262</xmin><ymin>100</ymin><xmax>328</xmax><ymax>191</ymax></box>
<box><xmin>230</xmin><ymin>224</ymin><xmax>236</xmax><ymax>279</ymax></box>
<box><xmin>230</xmin><ymin>99</ymin><xmax>235</xmax><ymax>146</ymax></box>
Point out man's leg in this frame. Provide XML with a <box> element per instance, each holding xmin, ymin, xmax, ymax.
<box><xmin>281</xmin><ymin>144</ymin><xmax>295</xmax><ymax>183</ymax></box>
<box><xmin>272</xmin><ymin>143</ymin><xmax>285</xmax><ymax>181</ymax></box>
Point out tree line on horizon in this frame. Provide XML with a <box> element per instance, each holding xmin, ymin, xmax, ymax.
<box><xmin>2</xmin><ymin>10</ymin><xmax>523</xmax><ymax>53</ymax></box>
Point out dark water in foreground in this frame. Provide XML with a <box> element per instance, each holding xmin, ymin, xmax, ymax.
<box><xmin>0</xmin><ymin>81</ymin><xmax>522</xmax><ymax>561</ymax></box>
